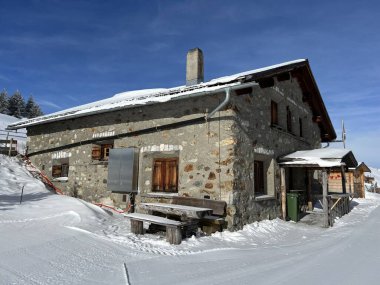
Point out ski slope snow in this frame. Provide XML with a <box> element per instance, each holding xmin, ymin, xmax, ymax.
<box><xmin>1</xmin><ymin>155</ymin><xmax>380</xmax><ymax>284</ymax></box>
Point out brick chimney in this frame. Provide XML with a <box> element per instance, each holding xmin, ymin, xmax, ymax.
<box><xmin>186</xmin><ymin>48</ymin><xmax>204</xmax><ymax>86</ymax></box>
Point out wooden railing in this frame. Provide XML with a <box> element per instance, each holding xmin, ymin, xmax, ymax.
<box><xmin>328</xmin><ymin>194</ymin><xmax>351</xmax><ymax>226</ymax></box>
<box><xmin>0</xmin><ymin>139</ymin><xmax>18</xmax><ymax>156</ymax></box>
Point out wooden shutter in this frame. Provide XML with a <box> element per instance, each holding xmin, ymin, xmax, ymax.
<box><xmin>168</xmin><ymin>160</ymin><xmax>178</xmax><ymax>191</ymax></box>
<box><xmin>92</xmin><ymin>145</ymin><xmax>101</xmax><ymax>160</ymax></box>
<box><xmin>52</xmin><ymin>165</ymin><xmax>62</xmax><ymax>177</ymax></box>
<box><xmin>286</xmin><ymin>106</ymin><xmax>292</xmax><ymax>132</ymax></box>
<box><xmin>153</xmin><ymin>161</ymin><xmax>163</xmax><ymax>191</ymax></box>
<box><xmin>271</xmin><ymin>101</ymin><xmax>278</xmax><ymax>125</ymax></box>
<box><xmin>152</xmin><ymin>158</ymin><xmax>178</xmax><ymax>192</ymax></box>
<box><xmin>254</xmin><ymin>161</ymin><xmax>264</xmax><ymax>194</ymax></box>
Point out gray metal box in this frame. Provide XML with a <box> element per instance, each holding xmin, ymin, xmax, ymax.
<box><xmin>107</xmin><ymin>148</ymin><xmax>139</xmax><ymax>193</ymax></box>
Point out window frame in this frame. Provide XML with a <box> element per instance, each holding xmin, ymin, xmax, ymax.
<box><xmin>271</xmin><ymin>100</ymin><xmax>279</xmax><ymax>126</ymax></box>
<box><xmin>52</xmin><ymin>158</ymin><xmax>69</xmax><ymax>178</ymax></box>
<box><xmin>92</xmin><ymin>141</ymin><xmax>114</xmax><ymax>161</ymax></box>
<box><xmin>254</xmin><ymin>160</ymin><xmax>265</xmax><ymax>195</ymax></box>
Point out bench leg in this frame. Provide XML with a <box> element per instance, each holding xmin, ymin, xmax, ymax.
<box><xmin>166</xmin><ymin>227</ymin><xmax>182</xmax><ymax>245</ymax></box>
<box><xmin>131</xmin><ymin>220</ymin><xmax>144</xmax><ymax>235</ymax></box>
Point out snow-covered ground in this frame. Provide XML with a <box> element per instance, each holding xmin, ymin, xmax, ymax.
<box><xmin>1</xmin><ymin>154</ymin><xmax>380</xmax><ymax>284</ymax></box>
<box><xmin>0</xmin><ymin>114</ymin><xmax>27</xmax><ymax>154</ymax></box>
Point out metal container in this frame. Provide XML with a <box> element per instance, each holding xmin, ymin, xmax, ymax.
<box><xmin>107</xmin><ymin>148</ymin><xmax>139</xmax><ymax>193</ymax></box>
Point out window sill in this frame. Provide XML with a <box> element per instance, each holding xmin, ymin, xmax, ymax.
<box><xmin>254</xmin><ymin>195</ymin><xmax>275</xmax><ymax>201</ymax></box>
<box><xmin>270</xmin><ymin>126</ymin><xmax>310</xmax><ymax>145</ymax></box>
<box><xmin>90</xmin><ymin>160</ymin><xmax>109</xmax><ymax>165</ymax></box>
<box><xmin>142</xmin><ymin>192</ymin><xmax>179</xmax><ymax>198</ymax></box>
<box><xmin>52</xmin><ymin>177</ymin><xmax>68</xmax><ymax>183</ymax></box>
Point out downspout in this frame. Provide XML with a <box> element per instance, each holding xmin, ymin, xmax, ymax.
<box><xmin>203</xmin><ymin>84</ymin><xmax>255</xmax><ymax>201</ymax></box>
<box><xmin>204</xmin><ymin>87</ymin><xmax>231</xmax><ymax>201</ymax></box>
<box><xmin>205</xmin><ymin>87</ymin><xmax>231</xmax><ymax>120</ymax></box>
<box><xmin>205</xmin><ymin>81</ymin><xmax>258</xmax><ymax>119</ymax></box>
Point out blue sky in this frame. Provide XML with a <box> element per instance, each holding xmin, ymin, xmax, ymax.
<box><xmin>0</xmin><ymin>0</ymin><xmax>379</xmax><ymax>167</ymax></box>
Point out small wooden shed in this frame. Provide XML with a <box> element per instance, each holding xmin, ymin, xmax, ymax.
<box><xmin>329</xmin><ymin>162</ymin><xmax>370</xmax><ymax>198</ymax></box>
<box><xmin>279</xmin><ymin>148</ymin><xmax>358</xmax><ymax>227</ymax></box>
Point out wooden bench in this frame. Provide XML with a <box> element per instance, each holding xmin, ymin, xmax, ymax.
<box><xmin>125</xmin><ymin>213</ymin><xmax>184</xmax><ymax>245</ymax></box>
<box><xmin>171</xmin><ymin>197</ymin><xmax>227</xmax><ymax>234</ymax></box>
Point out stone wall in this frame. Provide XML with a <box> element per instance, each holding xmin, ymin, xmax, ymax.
<box><xmin>27</xmin><ymin>93</ymin><xmax>237</xmax><ymax>221</ymax></box>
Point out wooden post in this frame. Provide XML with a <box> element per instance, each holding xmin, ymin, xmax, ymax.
<box><xmin>322</xmin><ymin>169</ymin><xmax>329</xmax><ymax>228</ymax></box>
<box><xmin>361</xmin><ymin>170</ymin><xmax>365</xmax><ymax>198</ymax></box>
<box><xmin>19</xmin><ymin>185</ymin><xmax>25</xmax><ymax>204</ymax></box>
<box><xmin>280</xmin><ymin>168</ymin><xmax>287</xmax><ymax>220</ymax></box>
<box><xmin>307</xmin><ymin>170</ymin><xmax>313</xmax><ymax>211</ymax></box>
<box><xmin>166</xmin><ymin>227</ymin><xmax>182</xmax><ymax>245</ymax></box>
<box><xmin>8</xmin><ymin>138</ymin><xmax>13</xmax><ymax>156</ymax></box>
<box><xmin>340</xmin><ymin>165</ymin><xmax>347</xmax><ymax>194</ymax></box>
<box><xmin>130</xmin><ymin>220</ymin><xmax>143</xmax><ymax>234</ymax></box>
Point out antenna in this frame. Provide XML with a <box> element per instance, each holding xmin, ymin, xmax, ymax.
<box><xmin>342</xmin><ymin>120</ymin><xmax>346</xmax><ymax>149</ymax></box>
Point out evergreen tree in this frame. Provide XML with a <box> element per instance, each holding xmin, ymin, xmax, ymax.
<box><xmin>8</xmin><ymin>91</ymin><xmax>25</xmax><ymax>118</ymax></box>
<box><xmin>25</xmin><ymin>96</ymin><xmax>43</xmax><ymax>118</ymax></box>
<box><xmin>0</xmin><ymin>90</ymin><xmax>8</xmax><ymax>114</ymax></box>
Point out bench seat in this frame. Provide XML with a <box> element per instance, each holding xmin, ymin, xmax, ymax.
<box><xmin>125</xmin><ymin>213</ymin><xmax>183</xmax><ymax>245</ymax></box>
<box><xmin>126</xmin><ymin>213</ymin><xmax>183</xmax><ymax>227</ymax></box>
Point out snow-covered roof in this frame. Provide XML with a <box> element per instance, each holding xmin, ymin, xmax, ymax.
<box><xmin>280</xmin><ymin>148</ymin><xmax>358</xmax><ymax>168</ymax></box>
<box><xmin>6</xmin><ymin>59</ymin><xmax>306</xmax><ymax>130</ymax></box>
<box><xmin>349</xmin><ymin>162</ymin><xmax>371</xmax><ymax>172</ymax></box>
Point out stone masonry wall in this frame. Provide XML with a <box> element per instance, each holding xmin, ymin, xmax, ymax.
<box><xmin>27</xmin><ymin>94</ymin><xmax>237</xmax><ymax>226</ymax></box>
<box><xmin>229</xmin><ymin>76</ymin><xmax>321</xmax><ymax>229</ymax></box>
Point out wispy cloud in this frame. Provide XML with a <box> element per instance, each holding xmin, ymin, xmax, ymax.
<box><xmin>0</xmin><ymin>74</ymin><xmax>11</xmax><ymax>82</ymax></box>
<box><xmin>38</xmin><ymin>100</ymin><xmax>62</xmax><ymax>110</ymax></box>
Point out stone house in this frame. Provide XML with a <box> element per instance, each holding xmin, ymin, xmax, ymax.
<box><xmin>8</xmin><ymin>49</ymin><xmax>336</xmax><ymax>230</ymax></box>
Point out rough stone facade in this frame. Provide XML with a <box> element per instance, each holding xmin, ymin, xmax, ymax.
<box><xmin>26</xmin><ymin>74</ymin><xmax>321</xmax><ymax>230</ymax></box>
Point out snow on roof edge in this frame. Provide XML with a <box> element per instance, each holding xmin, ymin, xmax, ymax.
<box><xmin>7</xmin><ymin>59</ymin><xmax>307</xmax><ymax>130</ymax></box>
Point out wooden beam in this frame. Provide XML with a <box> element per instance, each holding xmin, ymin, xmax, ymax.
<box><xmin>322</xmin><ymin>169</ymin><xmax>329</xmax><ymax>228</ymax></box>
<box><xmin>277</xmin><ymin>72</ymin><xmax>290</xmax><ymax>82</ymax></box>
<box><xmin>341</xmin><ymin>165</ymin><xmax>347</xmax><ymax>194</ymax></box>
<box><xmin>280</xmin><ymin>168</ymin><xmax>287</xmax><ymax>220</ymax></box>
<box><xmin>166</xmin><ymin>227</ymin><xmax>182</xmax><ymax>245</ymax></box>
<box><xmin>131</xmin><ymin>220</ymin><xmax>144</xmax><ymax>234</ymax></box>
<box><xmin>312</xmin><ymin>116</ymin><xmax>322</xmax><ymax>123</ymax></box>
<box><xmin>235</xmin><ymin>87</ymin><xmax>253</xmax><ymax>96</ymax></box>
<box><xmin>307</xmin><ymin>170</ymin><xmax>313</xmax><ymax>211</ymax></box>
<box><xmin>258</xmin><ymin>77</ymin><xmax>274</xmax><ymax>88</ymax></box>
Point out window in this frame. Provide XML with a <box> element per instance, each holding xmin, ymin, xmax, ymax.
<box><xmin>92</xmin><ymin>141</ymin><xmax>114</xmax><ymax>161</ymax></box>
<box><xmin>254</xmin><ymin>160</ymin><xmax>265</xmax><ymax>194</ymax></box>
<box><xmin>152</xmin><ymin>158</ymin><xmax>178</xmax><ymax>192</ymax></box>
<box><xmin>299</xmin><ymin>118</ymin><xmax>303</xmax><ymax>137</ymax></box>
<box><xmin>271</xmin><ymin>101</ymin><xmax>278</xmax><ymax>126</ymax></box>
<box><xmin>52</xmin><ymin>158</ymin><xmax>69</xmax><ymax>178</ymax></box>
<box><xmin>286</xmin><ymin>106</ymin><xmax>292</xmax><ymax>133</ymax></box>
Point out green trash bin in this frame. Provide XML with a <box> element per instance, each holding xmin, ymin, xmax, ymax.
<box><xmin>287</xmin><ymin>193</ymin><xmax>300</xmax><ymax>222</ymax></box>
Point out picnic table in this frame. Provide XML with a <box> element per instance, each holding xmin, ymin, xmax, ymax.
<box><xmin>126</xmin><ymin>202</ymin><xmax>213</xmax><ymax>245</ymax></box>
<box><xmin>139</xmin><ymin>202</ymin><xmax>212</xmax><ymax>219</ymax></box>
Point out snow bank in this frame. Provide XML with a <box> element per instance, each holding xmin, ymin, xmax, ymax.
<box><xmin>2</xmin><ymin>155</ymin><xmax>380</xmax><ymax>284</ymax></box>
